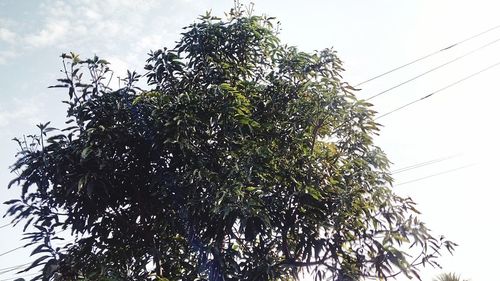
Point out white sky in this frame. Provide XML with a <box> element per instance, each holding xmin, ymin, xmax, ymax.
<box><xmin>1</xmin><ymin>1</ymin><xmax>500</xmax><ymax>280</ymax></box>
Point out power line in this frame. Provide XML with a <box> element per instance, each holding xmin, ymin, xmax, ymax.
<box><xmin>396</xmin><ymin>164</ymin><xmax>473</xmax><ymax>186</ymax></box>
<box><xmin>0</xmin><ymin>246</ymin><xmax>25</xmax><ymax>258</ymax></box>
<box><xmin>0</xmin><ymin>222</ymin><xmax>13</xmax><ymax>230</ymax></box>
<box><xmin>376</xmin><ymin>60</ymin><xmax>500</xmax><ymax>120</ymax></box>
<box><xmin>0</xmin><ymin>264</ymin><xmax>29</xmax><ymax>273</ymax></box>
<box><xmin>0</xmin><ymin>273</ymin><xmax>38</xmax><ymax>281</ymax></box>
<box><xmin>0</xmin><ymin>263</ymin><xmax>31</xmax><ymax>276</ymax></box>
<box><xmin>355</xmin><ymin>23</ymin><xmax>500</xmax><ymax>87</ymax></box>
<box><xmin>0</xmin><ymin>229</ymin><xmax>67</xmax><ymax>258</ymax></box>
<box><xmin>366</xmin><ymin>36</ymin><xmax>500</xmax><ymax>100</ymax></box>
<box><xmin>392</xmin><ymin>155</ymin><xmax>458</xmax><ymax>174</ymax></box>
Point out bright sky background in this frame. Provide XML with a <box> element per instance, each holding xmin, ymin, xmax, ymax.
<box><xmin>1</xmin><ymin>0</ymin><xmax>500</xmax><ymax>280</ymax></box>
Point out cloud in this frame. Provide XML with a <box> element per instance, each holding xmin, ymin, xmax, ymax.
<box><xmin>0</xmin><ymin>50</ymin><xmax>16</xmax><ymax>64</ymax></box>
<box><xmin>0</xmin><ymin>95</ymin><xmax>48</xmax><ymax>129</ymax></box>
<box><xmin>0</xmin><ymin>27</ymin><xmax>16</xmax><ymax>43</ymax></box>
<box><xmin>20</xmin><ymin>0</ymin><xmax>170</xmax><ymax>58</ymax></box>
<box><xmin>33</xmin><ymin>0</ymin><xmax>162</xmax><ymax>43</ymax></box>
<box><xmin>0</xmin><ymin>0</ymin><xmax>205</xmax><ymax>67</ymax></box>
<box><xmin>25</xmin><ymin>20</ymin><xmax>70</xmax><ymax>48</ymax></box>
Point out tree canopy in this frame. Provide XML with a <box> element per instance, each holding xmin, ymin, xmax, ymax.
<box><xmin>433</xmin><ymin>273</ymin><xmax>471</xmax><ymax>281</ymax></box>
<box><xmin>5</xmin><ymin>6</ymin><xmax>455</xmax><ymax>281</ymax></box>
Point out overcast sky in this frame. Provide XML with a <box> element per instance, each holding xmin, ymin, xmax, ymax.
<box><xmin>1</xmin><ymin>0</ymin><xmax>500</xmax><ymax>280</ymax></box>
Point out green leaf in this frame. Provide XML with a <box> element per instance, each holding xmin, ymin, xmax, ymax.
<box><xmin>81</xmin><ymin>147</ymin><xmax>92</xmax><ymax>159</ymax></box>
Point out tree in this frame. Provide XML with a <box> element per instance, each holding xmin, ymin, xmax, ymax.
<box><xmin>433</xmin><ymin>273</ymin><xmax>470</xmax><ymax>281</ymax></box>
<box><xmin>4</xmin><ymin>5</ymin><xmax>455</xmax><ymax>281</ymax></box>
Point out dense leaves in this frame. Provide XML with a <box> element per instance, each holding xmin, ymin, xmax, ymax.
<box><xmin>5</xmin><ymin>6</ymin><xmax>454</xmax><ymax>281</ymax></box>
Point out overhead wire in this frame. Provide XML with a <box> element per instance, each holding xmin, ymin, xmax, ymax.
<box><xmin>356</xmin><ymin>28</ymin><xmax>496</xmax><ymax>188</ymax></box>
<box><xmin>395</xmin><ymin>164</ymin><xmax>474</xmax><ymax>186</ymax></box>
<box><xmin>391</xmin><ymin>155</ymin><xmax>458</xmax><ymax>174</ymax></box>
<box><xmin>376</xmin><ymin>60</ymin><xmax>500</xmax><ymax>120</ymax></box>
<box><xmin>0</xmin><ymin>222</ymin><xmax>13</xmax><ymax>230</ymax></box>
<box><xmin>0</xmin><ymin>229</ymin><xmax>66</xmax><ymax>258</ymax></box>
<box><xmin>366</xmin><ymin>36</ymin><xmax>500</xmax><ymax>100</ymax></box>
<box><xmin>0</xmin><ymin>263</ymin><xmax>32</xmax><ymax>276</ymax></box>
<box><xmin>0</xmin><ymin>273</ymin><xmax>38</xmax><ymax>281</ymax></box>
<box><xmin>0</xmin><ymin>229</ymin><xmax>69</xmax><ymax>279</ymax></box>
<box><xmin>0</xmin><ymin>246</ymin><xmax>25</xmax><ymax>258</ymax></box>
<box><xmin>0</xmin><ymin>263</ymin><xmax>31</xmax><ymax>272</ymax></box>
<box><xmin>355</xmin><ymin>23</ymin><xmax>500</xmax><ymax>87</ymax></box>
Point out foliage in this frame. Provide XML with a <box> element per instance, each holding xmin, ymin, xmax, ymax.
<box><xmin>4</xmin><ymin>5</ymin><xmax>455</xmax><ymax>281</ymax></box>
<box><xmin>433</xmin><ymin>273</ymin><xmax>470</xmax><ymax>281</ymax></box>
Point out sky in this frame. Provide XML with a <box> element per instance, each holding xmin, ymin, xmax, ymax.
<box><xmin>1</xmin><ymin>0</ymin><xmax>500</xmax><ymax>280</ymax></box>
